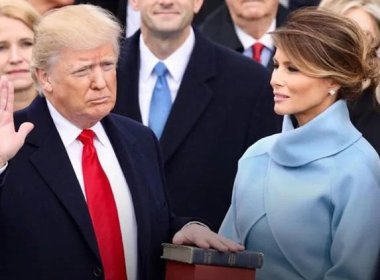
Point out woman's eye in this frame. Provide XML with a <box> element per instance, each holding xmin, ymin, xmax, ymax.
<box><xmin>0</xmin><ymin>44</ymin><xmax>8</xmax><ymax>51</ymax></box>
<box><xmin>20</xmin><ymin>40</ymin><xmax>33</xmax><ymax>48</ymax></box>
<box><xmin>288</xmin><ymin>66</ymin><xmax>299</xmax><ymax>72</ymax></box>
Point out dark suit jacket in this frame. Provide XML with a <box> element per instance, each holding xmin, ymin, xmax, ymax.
<box><xmin>193</xmin><ymin>0</ymin><xmax>224</xmax><ymax>26</ymax></box>
<box><xmin>0</xmin><ymin>96</ymin><xmax>189</xmax><ymax>280</ymax></box>
<box><xmin>288</xmin><ymin>0</ymin><xmax>320</xmax><ymax>11</ymax></box>
<box><xmin>199</xmin><ymin>3</ymin><xmax>289</xmax><ymax>72</ymax></box>
<box><xmin>113</xmin><ymin>30</ymin><xmax>281</xmax><ymax>230</ymax></box>
<box><xmin>75</xmin><ymin>0</ymin><xmax>126</xmax><ymax>32</ymax></box>
<box><xmin>349</xmin><ymin>87</ymin><xmax>380</xmax><ymax>155</ymax></box>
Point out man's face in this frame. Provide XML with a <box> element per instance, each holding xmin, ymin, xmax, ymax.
<box><xmin>38</xmin><ymin>43</ymin><xmax>117</xmax><ymax>129</ymax></box>
<box><xmin>131</xmin><ymin>0</ymin><xmax>203</xmax><ymax>37</ymax></box>
<box><xmin>226</xmin><ymin>0</ymin><xmax>279</xmax><ymax>22</ymax></box>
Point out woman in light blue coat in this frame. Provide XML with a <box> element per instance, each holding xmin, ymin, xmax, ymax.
<box><xmin>219</xmin><ymin>8</ymin><xmax>380</xmax><ymax>280</ymax></box>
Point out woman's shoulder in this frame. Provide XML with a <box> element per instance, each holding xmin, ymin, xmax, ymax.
<box><xmin>241</xmin><ymin>133</ymin><xmax>280</xmax><ymax>160</ymax></box>
<box><xmin>335</xmin><ymin>137</ymin><xmax>380</xmax><ymax>186</ymax></box>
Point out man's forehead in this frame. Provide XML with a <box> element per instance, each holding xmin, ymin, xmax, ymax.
<box><xmin>59</xmin><ymin>44</ymin><xmax>116</xmax><ymax>60</ymax></box>
<box><xmin>55</xmin><ymin>46</ymin><xmax>117</xmax><ymax>68</ymax></box>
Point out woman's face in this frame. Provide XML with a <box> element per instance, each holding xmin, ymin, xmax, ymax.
<box><xmin>344</xmin><ymin>7</ymin><xmax>380</xmax><ymax>44</ymax></box>
<box><xmin>270</xmin><ymin>48</ymin><xmax>337</xmax><ymax>126</ymax></box>
<box><xmin>0</xmin><ymin>16</ymin><xmax>34</xmax><ymax>92</ymax></box>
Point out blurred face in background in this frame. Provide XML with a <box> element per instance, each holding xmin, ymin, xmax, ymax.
<box><xmin>344</xmin><ymin>7</ymin><xmax>380</xmax><ymax>45</ymax></box>
<box><xmin>226</xmin><ymin>0</ymin><xmax>279</xmax><ymax>22</ymax></box>
<box><xmin>131</xmin><ymin>0</ymin><xmax>203</xmax><ymax>38</ymax></box>
<box><xmin>27</xmin><ymin>0</ymin><xmax>75</xmax><ymax>14</ymax></box>
<box><xmin>48</xmin><ymin>0</ymin><xmax>74</xmax><ymax>6</ymax></box>
<box><xmin>0</xmin><ymin>16</ymin><xmax>34</xmax><ymax>93</ymax></box>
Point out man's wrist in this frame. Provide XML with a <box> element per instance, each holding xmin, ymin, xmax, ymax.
<box><xmin>183</xmin><ymin>221</ymin><xmax>210</xmax><ymax>230</ymax></box>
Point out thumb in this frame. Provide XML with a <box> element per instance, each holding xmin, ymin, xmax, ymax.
<box><xmin>172</xmin><ymin>230</ymin><xmax>188</xmax><ymax>245</ymax></box>
<box><xmin>18</xmin><ymin>122</ymin><xmax>34</xmax><ymax>141</ymax></box>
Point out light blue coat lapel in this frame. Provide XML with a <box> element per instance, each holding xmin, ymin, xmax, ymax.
<box><xmin>270</xmin><ymin>100</ymin><xmax>361</xmax><ymax>167</ymax></box>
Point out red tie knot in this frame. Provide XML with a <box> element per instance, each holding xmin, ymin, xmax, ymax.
<box><xmin>252</xmin><ymin>42</ymin><xmax>265</xmax><ymax>63</ymax></box>
<box><xmin>78</xmin><ymin>129</ymin><xmax>95</xmax><ymax>145</ymax></box>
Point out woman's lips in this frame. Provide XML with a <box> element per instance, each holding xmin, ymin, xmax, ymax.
<box><xmin>274</xmin><ymin>93</ymin><xmax>289</xmax><ymax>102</ymax></box>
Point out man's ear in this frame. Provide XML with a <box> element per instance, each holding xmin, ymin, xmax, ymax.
<box><xmin>35</xmin><ymin>69</ymin><xmax>53</xmax><ymax>93</ymax></box>
<box><xmin>130</xmin><ymin>0</ymin><xmax>139</xmax><ymax>11</ymax></box>
<box><xmin>194</xmin><ymin>0</ymin><xmax>204</xmax><ymax>14</ymax></box>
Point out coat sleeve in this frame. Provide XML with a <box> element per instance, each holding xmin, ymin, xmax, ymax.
<box><xmin>325</xmin><ymin>154</ymin><xmax>380</xmax><ymax>280</ymax></box>
<box><xmin>218</xmin><ymin>185</ymin><xmax>240</xmax><ymax>242</ymax></box>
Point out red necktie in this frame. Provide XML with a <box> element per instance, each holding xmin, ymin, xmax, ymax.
<box><xmin>252</xmin><ymin>43</ymin><xmax>265</xmax><ymax>64</ymax></box>
<box><xmin>78</xmin><ymin>130</ymin><xmax>127</xmax><ymax>280</ymax></box>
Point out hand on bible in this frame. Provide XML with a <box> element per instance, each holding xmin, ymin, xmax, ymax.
<box><xmin>172</xmin><ymin>223</ymin><xmax>245</xmax><ymax>253</ymax></box>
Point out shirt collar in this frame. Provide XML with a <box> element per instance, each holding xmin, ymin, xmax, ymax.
<box><xmin>46</xmin><ymin>99</ymin><xmax>108</xmax><ymax>147</ymax></box>
<box><xmin>139</xmin><ymin>28</ymin><xmax>195</xmax><ymax>82</ymax></box>
<box><xmin>234</xmin><ymin>19</ymin><xmax>276</xmax><ymax>51</ymax></box>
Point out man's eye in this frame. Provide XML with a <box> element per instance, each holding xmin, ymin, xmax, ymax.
<box><xmin>101</xmin><ymin>62</ymin><xmax>115</xmax><ymax>71</ymax></box>
<box><xmin>73</xmin><ymin>68</ymin><xmax>89</xmax><ymax>76</ymax></box>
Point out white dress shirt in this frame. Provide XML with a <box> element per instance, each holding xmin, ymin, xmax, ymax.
<box><xmin>138</xmin><ymin>28</ymin><xmax>195</xmax><ymax>126</ymax></box>
<box><xmin>47</xmin><ymin>100</ymin><xmax>138</xmax><ymax>280</ymax></box>
<box><xmin>234</xmin><ymin>19</ymin><xmax>276</xmax><ymax>67</ymax></box>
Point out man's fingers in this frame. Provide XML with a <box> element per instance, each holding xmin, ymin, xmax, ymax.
<box><xmin>18</xmin><ymin>122</ymin><xmax>34</xmax><ymax>141</ymax></box>
<box><xmin>0</xmin><ymin>76</ymin><xmax>8</xmax><ymax>111</ymax></box>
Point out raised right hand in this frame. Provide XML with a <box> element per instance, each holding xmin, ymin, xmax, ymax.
<box><xmin>0</xmin><ymin>76</ymin><xmax>34</xmax><ymax>167</ymax></box>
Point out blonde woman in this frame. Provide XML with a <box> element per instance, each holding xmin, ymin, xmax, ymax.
<box><xmin>0</xmin><ymin>0</ymin><xmax>40</xmax><ymax>111</ymax></box>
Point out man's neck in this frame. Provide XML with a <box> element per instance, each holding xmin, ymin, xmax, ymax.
<box><xmin>141</xmin><ymin>27</ymin><xmax>191</xmax><ymax>60</ymax></box>
<box><xmin>14</xmin><ymin>87</ymin><xmax>37</xmax><ymax>112</ymax></box>
<box><xmin>231</xmin><ymin>10</ymin><xmax>278</xmax><ymax>40</ymax></box>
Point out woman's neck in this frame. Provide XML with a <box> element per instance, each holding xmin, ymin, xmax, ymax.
<box><xmin>14</xmin><ymin>86</ymin><xmax>37</xmax><ymax>112</ymax></box>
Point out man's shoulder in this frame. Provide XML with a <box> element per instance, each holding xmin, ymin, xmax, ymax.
<box><xmin>195</xmin><ymin>31</ymin><xmax>268</xmax><ymax>75</ymax></box>
<box><xmin>200</xmin><ymin>3</ymin><xmax>230</xmax><ymax>31</ymax></box>
<box><xmin>104</xmin><ymin>113</ymin><xmax>157</xmax><ymax>149</ymax></box>
<box><xmin>107</xmin><ymin>113</ymin><xmax>149</xmax><ymax>132</ymax></box>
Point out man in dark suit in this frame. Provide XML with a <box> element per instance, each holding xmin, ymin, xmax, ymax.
<box><xmin>200</xmin><ymin>0</ymin><xmax>289</xmax><ymax>71</ymax></box>
<box><xmin>74</xmin><ymin>0</ymin><xmax>223</xmax><ymax>31</ymax></box>
<box><xmin>0</xmin><ymin>5</ymin><xmax>243</xmax><ymax>280</ymax></box>
<box><xmin>114</xmin><ymin>0</ymin><xmax>281</xmax><ymax>230</ymax></box>
<box><xmin>193</xmin><ymin>0</ymin><xmax>224</xmax><ymax>25</ymax></box>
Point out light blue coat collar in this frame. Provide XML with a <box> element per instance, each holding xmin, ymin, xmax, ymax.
<box><xmin>269</xmin><ymin>100</ymin><xmax>361</xmax><ymax>167</ymax></box>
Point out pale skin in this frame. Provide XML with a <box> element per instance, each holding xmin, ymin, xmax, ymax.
<box><xmin>27</xmin><ymin>0</ymin><xmax>74</xmax><ymax>14</ymax></box>
<box><xmin>0</xmin><ymin>45</ymin><xmax>244</xmax><ymax>251</ymax></box>
<box><xmin>0</xmin><ymin>76</ymin><xmax>33</xmax><ymax>167</ymax></box>
<box><xmin>130</xmin><ymin>0</ymin><xmax>204</xmax><ymax>59</ymax></box>
<box><xmin>270</xmin><ymin>48</ymin><xmax>338</xmax><ymax>126</ymax></box>
<box><xmin>0</xmin><ymin>16</ymin><xmax>37</xmax><ymax>112</ymax></box>
<box><xmin>226</xmin><ymin>0</ymin><xmax>279</xmax><ymax>39</ymax></box>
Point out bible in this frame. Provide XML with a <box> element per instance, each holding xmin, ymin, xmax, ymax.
<box><xmin>161</xmin><ymin>243</ymin><xmax>263</xmax><ymax>269</ymax></box>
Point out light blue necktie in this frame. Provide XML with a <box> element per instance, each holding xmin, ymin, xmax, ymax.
<box><xmin>149</xmin><ymin>62</ymin><xmax>172</xmax><ymax>139</ymax></box>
